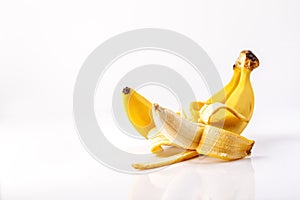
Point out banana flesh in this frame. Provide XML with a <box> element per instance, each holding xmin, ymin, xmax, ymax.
<box><xmin>152</xmin><ymin>103</ymin><xmax>204</xmax><ymax>150</ymax></box>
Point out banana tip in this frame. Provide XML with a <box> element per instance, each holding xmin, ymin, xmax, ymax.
<box><xmin>238</xmin><ymin>50</ymin><xmax>259</xmax><ymax>70</ymax></box>
<box><xmin>247</xmin><ymin>140</ymin><xmax>255</xmax><ymax>155</ymax></box>
<box><xmin>122</xmin><ymin>87</ymin><xmax>131</xmax><ymax>95</ymax></box>
<box><xmin>132</xmin><ymin>163</ymin><xmax>144</xmax><ymax>170</ymax></box>
<box><xmin>153</xmin><ymin>103</ymin><xmax>159</xmax><ymax>110</ymax></box>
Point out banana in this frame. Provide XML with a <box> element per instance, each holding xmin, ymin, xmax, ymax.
<box><xmin>206</xmin><ymin>65</ymin><xmax>241</xmax><ymax>104</ymax></box>
<box><xmin>132</xmin><ymin>104</ymin><xmax>255</xmax><ymax>169</ymax></box>
<box><xmin>122</xmin><ymin>87</ymin><xmax>155</xmax><ymax>139</ymax></box>
<box><xmin>122</xmin><ymin>50</ymin><xmax>259</xmax><ymax>170</ymax></box>
<box><xmin>200</xmin><ymin>50</ymin><xmax>259</xmax><ymax>134</ymax></box>
<box><xmin>122</xmin><ymin>87</ymin><xmax>186</xmax><ymax>151</ymax></box>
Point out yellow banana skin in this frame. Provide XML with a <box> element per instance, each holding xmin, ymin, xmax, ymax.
<box><xmin>122</xmin><ymin>87</ymin><xmax>155</xmax><ymax>139</ymax></box>
<box><xmin>122</xmin><ymin>87</ymin><xmax>180</xmax><ymax>151</ymax></box>
<box><xmin>196</xmin><ymin>125</ymin><xmax>254</xmax><ymax>161</ymax></box>
<box><xmin>190</xmin><ymin>66</ymin><xmax>241</xmax><ymax>122</ymax></box>
<box><xmin>206</xmin><ymin>66</ymin><xmax>241</xmax><ymax>104</ymax></box>
<box><xmin>132</xmin><ymin>150</ymin><xmax>199</xmax><ymax>170</ymax></box>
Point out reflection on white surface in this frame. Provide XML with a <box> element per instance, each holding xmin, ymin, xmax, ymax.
<box><xmin>130</xmin><ymin>157</ymin><xmax>254</xmax><ymax>200</ymax></box>
<box><xmin>1</xmin><ymin>116</ymin><xmax>300</xmax><ymax>199</ymax></box>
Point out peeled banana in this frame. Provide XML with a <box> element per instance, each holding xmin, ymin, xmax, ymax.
<box><xmin>152</xmin><ymin>103</ymin><xmax>204</xmax><ymax>150</ymax></box>
<box><xmin>132</xmin><ymin>103</ymin><xmax>255</xmax><ymax>169</ymax></box>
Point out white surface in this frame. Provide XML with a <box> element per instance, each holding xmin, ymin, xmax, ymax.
<box><xmin>1</xmin><ymin>0</ymin><xmax>300</xmax><ymax>199</ymax></box>
<box><xmin>1</xmin><ymin>120</ymin><xmax>300</xmax><ymax>199</ymax></box>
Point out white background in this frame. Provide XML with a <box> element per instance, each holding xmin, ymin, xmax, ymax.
<box><xmin>1</xmin><ymin>0</ymin><xmax>300</xmax><ymax>199</ymax></box>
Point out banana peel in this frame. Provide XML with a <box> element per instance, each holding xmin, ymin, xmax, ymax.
<box><xmin>132</xmin><ymin>150</ymin><xmax>199</xmax><ymax>170</ymax></box>
<box><xmin>196</xmin><ymin>125</ymin><xmax>254</xmax><ymax>161</ymax></box>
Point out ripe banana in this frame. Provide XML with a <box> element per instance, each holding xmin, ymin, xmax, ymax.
<box><xmin>200</xmin><ymin>50</ymin><xmax>259</xmax><ymax>134</ymax></box>
<box><xmin>122</xmin><ymin>87</ymin><xmax>155</xmax><ymax>139</ymax></box>
<box><xmin>206</xmin><ymin>65</ymin><xmax>241</xmax><ymax>104</ymax></box>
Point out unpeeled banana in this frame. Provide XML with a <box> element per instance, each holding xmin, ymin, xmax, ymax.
<box><xmin>122</xmin><ymin>50</ymin><xmax>259</xmax><ymax>170</ymax></box>
<box><xmin>199</xmin><ymin>51</ymin><xmax>259</xmax><ymax>134</ymax></box>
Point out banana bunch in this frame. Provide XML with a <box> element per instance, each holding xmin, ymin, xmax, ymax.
<box><xmin>122</xmin><ymin>50</ymin><xmax>259</xmax><ymax>170</ymax></box>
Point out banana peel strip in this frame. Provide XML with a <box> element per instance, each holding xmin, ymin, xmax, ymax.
<box><xmin>132</xmin><ymin>150</ymin><xmax>199</xmax><ymax>170</ymax></box>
